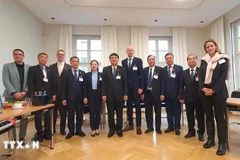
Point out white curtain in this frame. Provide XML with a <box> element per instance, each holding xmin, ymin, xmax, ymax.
<box><xmin>131</xmin><ymin>26</ymin><xmax>149</xmax><ymax>67</ymax></box>
<box><xmin>210</xmin><ymin>16</ymin><xmax>225</xmax><ymax>53</ymax></box>
<box><xmin>59</xmin><ymin>24</ymin><xmax>72</xmax><ymax>63</ymax></box>
<box><xmin>101</xmin><ymin>26</ymin><xmax>117</xmax><ymax>67</ymax></box>
<box><xmin>173</xmin><ymin>27</ymin><xmax>188</xmax><ymax>69</ymax></box>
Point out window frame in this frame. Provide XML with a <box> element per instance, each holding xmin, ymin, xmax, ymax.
<box><xmin>72</xmin><ymin>35</ymin><xmax>101</xmax><ymax>72</ymax></box>
<box><xmin>148</xmin><ymin>36</ymin><xmax>173</xmax><ymax>67</ymax></box>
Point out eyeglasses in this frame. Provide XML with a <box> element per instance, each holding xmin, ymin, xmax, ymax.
<box><xmin>13</xmin><ymin>54</ymin><xmax>24</xmax><ymax>56</ymax></box>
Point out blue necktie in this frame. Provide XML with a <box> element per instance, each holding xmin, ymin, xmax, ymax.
<box><xmin>148</xmin><ymin>68</ymin><xmax>152</xmax><ymax>89</ymax></box>
<box><xmin>190</xmin><ymin>69</ymin><xmax>194</xmax><ymax>81</ymax></box>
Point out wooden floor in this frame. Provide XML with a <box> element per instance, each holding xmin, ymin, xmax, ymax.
<box><xmin>0</xmin><ymin>110</ymin><xmax>240</xmax><ymax>160</ymax></box>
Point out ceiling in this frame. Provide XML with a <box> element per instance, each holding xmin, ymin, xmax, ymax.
<box><xmin>17</xmin><ymin>0</ymin><xmax>240</xmax><ymax>27</ymax></box>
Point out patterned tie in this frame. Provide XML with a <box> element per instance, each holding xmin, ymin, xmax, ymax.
<box><xmin>148</xmin><ymin>68</ymin><xmax>152</xmax><ymax>89</ymax></box>
<box><xmin>190</xmin><ymin>68</ymin><xmax>194</xmax><ymax>81</ymax></box>
<box><xmin>74</xmin><ymin>69</ymin><xmax>78</xmax><ymax>81</ymax></box>
<box><xmin>42</xmin><ymin>67</ymin><xmax>47</xmax><ymax>78</ymax></box>
<box><xmin>112</xmin><ymin>67</ymin><xmax>116</xmax><ymax>78</ymax></box>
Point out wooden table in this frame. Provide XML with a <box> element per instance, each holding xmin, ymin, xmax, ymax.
<box><xmin>0</xmin><ymin>104</ymin><xmax>55</xmax><ymax>149</ymax></box>
<box><xmin>226</xmin><ymin>98</ymin><xmax>240</xmax><ymax>151</ymax></box>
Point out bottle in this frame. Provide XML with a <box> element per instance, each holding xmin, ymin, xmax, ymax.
<box><xmin>0</xmin><ymin>95</ymin><xmax>2</xmax><ymax>114</ymax></box>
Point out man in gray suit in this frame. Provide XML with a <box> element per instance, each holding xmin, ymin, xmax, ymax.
<box><xmin>2</xmin><ymin>49</ymin><xmax>31</xmax><ymax>143</ymax></box>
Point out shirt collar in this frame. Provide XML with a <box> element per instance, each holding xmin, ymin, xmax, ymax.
<box><xmin>58</xmin><ymin>62</ymin><xmax>64</xmax><ymax>65</ymax></box>
<box><xmin>189</xmin><ymin>66</ymin><xmax>197</xmax><ymax>71</ymax></box>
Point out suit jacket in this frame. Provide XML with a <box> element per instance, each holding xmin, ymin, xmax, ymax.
<box><xmin>199</xmin><ymin>58</ymin><xmax>229</xmax><ymax>98</ymax></box>
<box><xmin>101</xmin><ymin>65</ymin><xmax>128</xmax><ymax>101</ymax></box>
<box><xmin>84</xmin><ymin>71</ymin><xmax>102</xmax><ymax>100</ymax></box>
<box><xmin>62</xmin><ymin>68</ymin><xmax>85</xmax><ymax>102</ymax></box>
<box><xmin>143</xmin><ymin>66</ymin><xmax>165</xmax><ymax>99</ymax></box>
<box><xmin>164</xmin><ymin>64</ymin><xmax>183</xmax><ymax>99</ymax></box>
<box><xmin>2</xmin><ymin>62</ymin><xmax>30</xmax><ymax>98</ymax></box>
<box><xmin>121</xmin><ymin>57</ymin><xmax>144</xmax><ymax>89</ymax></box>
<box><xmin>49</xmin><ymin>62</ymin><xmax>71</xmax><ymax>96</ymax></box>
<box><xmin>179</xmin><ymin>67</ymin><xmax>201</xmax><ymax>103</ymax></box>
<box><xmin>27</xmin><ymin>65</ymin><xmax>55</xmax><ymax>98</ymax></box>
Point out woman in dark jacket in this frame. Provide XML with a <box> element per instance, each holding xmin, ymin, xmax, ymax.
<box><xmin>83</xmin><ymin>60</ymin><xmax>103</xmax><ymax>136</ymax></box>
<box><xmin>199</xmin><ymin>39</ymin><xmax>230</xmax><ymax>156</ymax></box>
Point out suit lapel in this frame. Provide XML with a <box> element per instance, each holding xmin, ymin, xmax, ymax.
<box><xmin>54</xmin><ymin>63</ymin><xmax>60</xmax><ymax>77</ymax></box>
<box><xmin>12</xmin><ymin>63</ymin><xmax>20</xmax><ymax>80</ymax></box>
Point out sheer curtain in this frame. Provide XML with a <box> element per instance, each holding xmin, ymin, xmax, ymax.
<box><xmin>131</xmin><ymin>26</ymin><xmax>149</xmax><ymax>67</ymax></box>
<box><xmin>59</xmin><ymin>24</ymin><xmax>72</xmax><ymax>63</ymax></box>
<box><xmin>173</xmin><ymin>27</ymin><xmax>188</xmax><ymax>69</ymax></box>
<box><xmin>210</xmin><ymin>16</ymin><xmax>225</xmax><ymax>53</ymax></box>
<box><xmin>101</xmin><ymin>26</ymin><xmax>117</xmax><ymax>67</ymax></box>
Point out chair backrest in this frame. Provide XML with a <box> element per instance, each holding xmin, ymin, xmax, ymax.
<box><xmin>229</xmin><ymin>90</ymin><xmax>240</xmax><ymax>111</ymax></box>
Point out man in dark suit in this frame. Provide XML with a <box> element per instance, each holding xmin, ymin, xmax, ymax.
<box><xmin>28</xmin><ymin>53</ymin><xmax>56</xmax><ymax>142</ymax></box>
<box><xmin>102</xmin><ymin>53</ymin><xmax>128</xmax><ymax>138</ymax></box>
<box><xmin>121</xmin><ymin>46</ymin><xmax>144</xmax><ymax>135</ymax></box>
<box><xmin>62</xmin><ymin>56</ymin><xmax>86</xmax><ymax>140</ymax></box>
<box><xmin>49</xmin><ymin>50</ymin><xmax>71</xmax><ymax>135</ymax></box>
<box><xmin>164</xmin><ymin>53</ymin><xmax>183</xmax><ymax>135</ymax></box>
<box><xmin>179</xmin><ymin>54</ymin><xmax>205</xmax><ymax>141</ymax></box>
<box><xmin>142</xmin><ymin>55</ymin><xmax>165</xmax><ymax>134</ymax></box>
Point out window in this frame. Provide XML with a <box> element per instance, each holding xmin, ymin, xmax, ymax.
<box><xmin>72</xmin><ymin>36</ymin><xmax>101</xmax><ymax>72</ymax></box>
<box><xmin>231</xmin><ymin>19</ymin><xmax>240</xmax><ymax>89</ymax></box>
<box><xmin>148</xmin><ymin>37</ymin><xmax>173</xmax><ymax>66</ymax></box>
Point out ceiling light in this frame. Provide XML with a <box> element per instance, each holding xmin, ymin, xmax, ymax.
<box><xmin>200</xmin><ymin>21</ymin><xmax>204</xmax><ymax>23</ymax></box>
<box><xmin>104</xmin><ymin>19</ymin><xmax>107</xmax><ymax>21</ymax></box>
<box><xmin>154</xmin><ymin>20</ymin><xmax>158</xmax><ymax>22</ymax></box>
<box><xmin>51</xmin><ymin>17</ymin><xmax>55</xmax><ymax>20</ymax></box>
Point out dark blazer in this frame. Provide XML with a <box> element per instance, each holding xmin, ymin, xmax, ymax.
<box><xmin>27</xmin><ymin>65</ymin><xmax>55</xmax><ymax>98</ymax></box>
<box><xmin>62</xmin><ymin>68</ymin><xmax>85</xmax><ymax>101</ymax></box>
<box><xmin>143</xmin><ymin>66</ymin><xmax>165</xmax><ymax>99</ymax></box>
<box><xmin>179</xmin><ymin>67</ymin><xmax>201</xmax><ymax>103</ymax></box>
<box><xmin>121</xmin><ymin>57</ymin><xmax>144</xmax><ymax>89</ymax></box>
<box><xmin>49</xmin><ymin>62</ymin><xmax>71</xmax><ymax>96</ymax></box>
<box><xmin>84</xmin><ymin>71</ymin><xmax>103</xmax><ymax>100</ymax></box>
<box><xmin>199</xmin><ymin>58</ymin><xmax>229</xmax><ymax>98</ymax></box>
<box><xmin>164</xmin><ymin>64</ymin><xmax>183</xmax><ymax>99</ymax></box>
<box><xmin>101</xmin><ymin>65</ymin><xmax>128</xmax><ymax>101</ymax></box>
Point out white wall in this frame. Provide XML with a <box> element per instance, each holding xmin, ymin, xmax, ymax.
<box><xmin>0</xmin><ymin>0</ymin><xmax>43</xmax><ymax>95</ymax></box>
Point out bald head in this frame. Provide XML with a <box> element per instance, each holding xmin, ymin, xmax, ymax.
<box><xmin>126</xmin><ymin>46</ymin><xmax>135</xmax><ymax>58</ymax></box>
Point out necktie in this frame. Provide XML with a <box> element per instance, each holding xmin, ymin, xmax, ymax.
<box><xmin>168</xmin><ymin>66</ymin><xmax>171</xmax><ymax>79</ymax></box>
<box><xmin>74</xmin><ymin>69</ymin><xmax>78</xmax><ymax>81</ymax></box>
<box><xmin>42</xmin><ymin>67</ymin><xmax>47</xmax><ymax>78</ymax></box>
<box><xmin>58</xmin><ymin>63</ymin><xmax>63</xmax><ymax>76</ymax></box>
<box><xmin>148</xmin><ymin>68</ymin><xmax>152</xmax><ymax>89</ymax></box>
<box><xmin>128</xmin><ymin>58</ymin><xmax>131</xmax><ymax>68</ymax></box>
<box><xmin>190</xmin><ymin>68</ymin><xmax>194</xmax><ymax>81</ymax></box>
<box><xmin>113</xmin><ymin>67</ymin><xmax>116</xmax><ymax>78</ymax></box>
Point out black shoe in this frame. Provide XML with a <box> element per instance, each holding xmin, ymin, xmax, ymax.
<box><xmin>145</xmin><ymin>128</ymin><xmax>154</xmax><ymax>133</ymax></box>
<box><xmin>43</xmin><ymin>134</ymin><xmax>51</xmax><ymax>140</ymax></box>
<box><xmin>198</xmin><ymin>134</ymin><xmax>204</xmax><ymax>142</ymax></box>
<box><xmin>107</xmin><ymin>130</ymin><xmax>115</xmax><ymax>138</ymax></box>
<box><xmin>116</xmin><ymin>130</ymin><xmax>123</xmax><ymax>137</ymax></box>
<box><xmin>164</xmin><ymin>127</ymin><xmax>174</xmax><ymax>133</ymax></box>
<box><xmin>216</xmin><ymin>143</ymin><xmax>226</xmax><ymax>156</ymax></box>
<box><xmin>75</xmin><ymin>131</ymin><xmax>86</xmax><ymax>137</ymax></box>
<box><xmin>32</xmin><ymin>136</ymin><xmax>43</xmax><ymax>142</ymax></box>
<box><xmin>175</xmin><ymin>129</ymin><xmax>181</xmax><ymax>136</ymax></box>
<box><xmin>60</xmin><ymin>131</ymin><xmax>67</xmax><ymax>136</ymax></box>
<box><xmin>156</xmin><ymin>130</ymin><xmax>162</xmax><ymax>134</ymax></box>
<box><xmin>136</xmin><ymin>126</ymin><xmax>142</xmax><ymax>135</ymax></box>
<box><xmin>122</xmin><ymin>125</ymin><xmax>134</xmax><ymax>132</ymax></box>
<box><xmin>66</xmin><ymin>132</ymin><xmax>74</xmax><ymax>140</ymax></box>
<box><xmin>184</xmin><ymin>132</ymin><xmax>195</xmax><ymax>138</ymax></box>
<box><xmin>203</xmin><ymin>137</ymin><xmax>215</xmax><ymax>149</ymax></box>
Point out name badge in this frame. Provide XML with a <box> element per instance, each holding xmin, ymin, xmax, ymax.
<box><xmin>43</xmin><ymin>78</ymin><xmax>48</xmax><ymax>82</ymax></box>
<box><xmin>133</xmin><ymin>66</ymin><xmax>138</xmax><ymax>70</ymax></box>
<box><xmin>153</xmin><ymin>75</ymin><xmax>158</xmax><ymax>79</ymax></box>
<box><xmin>195</xmin><ymin>77</ymin><xmax>199</xmax><ymax>81</ymax></box>
<box><xmin>116</xmin><ymin>75</ymin><xmax>121</xmax><ymax>79</ymax></box>
<box><xmin>79</xmin><ymin>77</ymin><xmax>83</xmax><ymax>82</ymax></box>
<box><xmin>218</xmin><ymin>59</ymin><xmax>226</xmax><ymax>64</ymax></box>
<box><xmin>99</xmin><ymin>77</ymin><xmax>102</xmax><ymax>81</ymax></box>
<box><xmin>171</xmin><ymin>73</ymin><xmax>176</xmax><ymax>78</ymax></box>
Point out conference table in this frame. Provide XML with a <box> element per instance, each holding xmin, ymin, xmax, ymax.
<box><xmin>226</xmin><ymin>98</ymin><xmax>240</xmax><ymax>151</ymax></box>
<box><xmin>0</xmin><ymin>104</ymin><xmax>55</xmax><ymax>149</ymax></box>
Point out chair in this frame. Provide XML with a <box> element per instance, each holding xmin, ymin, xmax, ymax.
<box><xmin>228</xmin><ymin>90</ymin><xmax>240</xmax><ymax>125</ymax></box>
<box><xmin>0</xmin><ymin>125</ymin><xmax>14</xmax><ymax>157</ymax></box>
